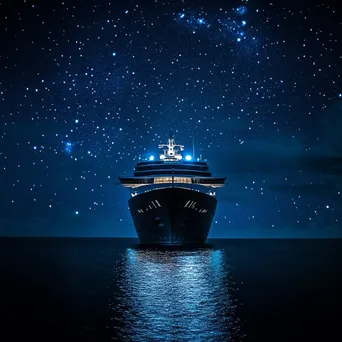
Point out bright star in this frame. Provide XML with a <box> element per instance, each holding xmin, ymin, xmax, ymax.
<box><xmin>236</xmin><ymin>6</ymin><xmax>247</xmax><ymax>15</ymax></box>
<box><xmin>65</xmin><ymin>142</ymin><xmax>72</xmax><ymax>153</ymax></box>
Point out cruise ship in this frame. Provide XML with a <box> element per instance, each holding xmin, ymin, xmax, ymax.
<box><xmin>119</xmin><ymin>134</ymin><xmax>226</xmax><ymax>246</ymax></box>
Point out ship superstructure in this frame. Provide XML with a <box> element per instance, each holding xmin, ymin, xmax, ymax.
<box><xmin>119</xmin><ymin>134</ymin><xmax>225</xmax><ymax>245</ymax></box>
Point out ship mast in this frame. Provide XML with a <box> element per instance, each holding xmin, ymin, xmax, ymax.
<box><xmin>158</xmin><ymin>131</ymin><xmax>184</xmax><ymax>161</ymax></box>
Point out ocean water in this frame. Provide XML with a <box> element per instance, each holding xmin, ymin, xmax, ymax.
<box><xmin>1</xmin><ymin>238</ymin><xmax>342</xmax><ymax>341</ymax></box>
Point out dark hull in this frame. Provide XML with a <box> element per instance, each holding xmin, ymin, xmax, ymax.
<box><xmin>128</xmin><ymin>187</ymin><xmax>217</xmax><ymax>245</ymax></box>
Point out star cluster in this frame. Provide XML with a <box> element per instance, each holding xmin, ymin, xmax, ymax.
<box><xmin>175</xmin><ymin>1</ymin><xmax>260</xmax><ymax>54</ymax></box>
<box><xmin>0</xmin><ymin>0</ymin><xmax>341</xmax><ymax>237</ymax></box>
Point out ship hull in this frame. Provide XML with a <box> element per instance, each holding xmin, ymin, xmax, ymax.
<box><xmin>128</xmin><ymin>187</ymin><xmax>217</xmax><ymax>245</ymax></box>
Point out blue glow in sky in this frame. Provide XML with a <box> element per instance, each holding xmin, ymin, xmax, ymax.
<box><xmin>64</xmin><ymin>142</ymin><xmax>73</xmax><ymax>154</ymax></box>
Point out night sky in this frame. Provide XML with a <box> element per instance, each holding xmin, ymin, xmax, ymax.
<box><xmin>0</xmin><ymin>0</ymin><xmax>341</xmax><ymax>237</ymax></box>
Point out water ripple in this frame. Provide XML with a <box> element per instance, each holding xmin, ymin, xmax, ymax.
<box><xmin>108</xmin><ymin>248</ymin><xmax>244</xmax><ymax>341</ymax></box>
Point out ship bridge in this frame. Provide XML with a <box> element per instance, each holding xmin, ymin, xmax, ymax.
<box><xmin>119</xmin><ymin>135</ymin><xmax>226</xmax><ymax>191</ymax></box>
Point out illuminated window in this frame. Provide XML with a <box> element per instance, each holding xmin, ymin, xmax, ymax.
<box><xmin>174</xmin><ymin>177</ymin><xmax>191</xmax><ymax>183</ymax></box>
<box><xmin>184</xmin><ymin>200</ymin><xmax>191</xmax><ymax>208</ymax></box>
<box><xmin>154</xmin><ymin>177</ymin><xmax>192</xmax><ymax>184</ymax></box>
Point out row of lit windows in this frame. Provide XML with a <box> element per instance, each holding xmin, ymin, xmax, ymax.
<box><xmin>154</xmin><ymin>177</ymin><xmax>192</xmax><ymax>184</ymax></box>
<box><xmin>137</xmin><ymin>200</ymin><xmax>161</xmax><ymax>214</ymax></box>
<box><xmin>184</xmin><ymin>200</ymin><xmax>208</xmax><ymax>213</ymax></box>
<box><xmin>136</xmin><ymin>198</ymin><xmax>207</xmax><ymax>214</ymax></box>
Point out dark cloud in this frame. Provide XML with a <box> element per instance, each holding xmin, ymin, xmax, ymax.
<box><xmin>210</xmin><ymin>104</ymin><xmax>342</xmax><ymax>210</ymax></box>
<box><xmin>298</xmin><ymin>155</ymin><xmax>342</xmax><ymax>176</ymax></box>
<box><xmin>210</xmin><ymin>136</ymin><xmax>304</xmax><ymax>174</ymax></box>
<box><xmin>315</xmin><ymin>101</ymin><xmax>342</xmax><ymax>155</ymax></box>
<box><xmin>214</xmin><ymin>144</ymin><xmax>342</xmax><ymax>177</ymax></box>
<box><xmin>210</xmin><ymin>103</ymin><xmax>342</xmax><ymax>177</ymax></box>
<box><xmin>269</xmin><ymin>180</ymin><xmax>341</xmax><ymax>198</ymax></box>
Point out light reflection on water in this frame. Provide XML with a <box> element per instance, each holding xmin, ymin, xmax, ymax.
<box><xmin>109</xmin><ymin>248</ymin><xmax>244</xmax><ymax>341</ymax></box>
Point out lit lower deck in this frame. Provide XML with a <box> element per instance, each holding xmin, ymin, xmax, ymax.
<box><xmin>119</xmin><ymin>176</ymin><xmax>226</xmax><ymax>189</ymax></box>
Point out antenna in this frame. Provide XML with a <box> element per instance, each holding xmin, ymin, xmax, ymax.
<box><xmin>192</xmin><ymin>134</ymin><xmax>195</xmax><ymax>159</ymax></box>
